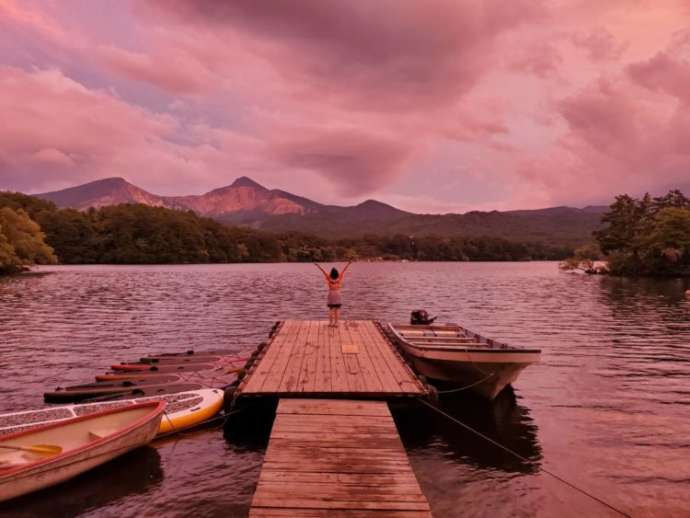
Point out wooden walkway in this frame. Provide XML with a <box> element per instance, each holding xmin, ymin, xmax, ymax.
<box><xmin>237</xmin><ymin>320</ymin><xmax>427</xmax><ymax>398</ymax></box>
<box><xmin>250</xmin><ymin>399</ymin><xmax>431</xmax><ymax>517</ymax></box>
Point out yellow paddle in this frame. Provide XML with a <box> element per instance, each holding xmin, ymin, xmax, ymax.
<box><xmin>0</xmin><ymin>444</ymin><xmax>63</xmax><ymax>456</ymax></box>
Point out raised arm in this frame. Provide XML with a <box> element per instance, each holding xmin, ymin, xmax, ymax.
<box><xmin>340</xmin><ymin>260</ymin><xmax>353</xmax><ymax>278</ymax></box>
<box><xmin>313</xmin><ymin>262</ymin><xmax>329</xmax><ymax>278</ymax></box>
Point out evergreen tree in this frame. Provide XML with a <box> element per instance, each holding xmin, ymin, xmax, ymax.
<box><xmin>595</xmin><ymin>190</ymin><xmax>690</xmax><ymax>276</ymax></box>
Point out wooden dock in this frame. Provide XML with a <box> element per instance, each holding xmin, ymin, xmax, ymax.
<box><xmin>237</xmin><ymin>320</ymin><xmax>427</xmax><ymax>399</ymax></box>
<box><xmin>250</xmin><ymin>398</ymin><xmax>431</xmax><ymax>517</ymax></box>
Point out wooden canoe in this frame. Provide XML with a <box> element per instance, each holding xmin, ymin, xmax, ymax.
<box><xmin>0</xmin><ymin>401</ymin><xmax>165</xmax><ymax>502</ymax></box>
<box><xmin>1</xmin><ymin>389</ymin><xmax>224</xmax><ymax>438</ymax></box>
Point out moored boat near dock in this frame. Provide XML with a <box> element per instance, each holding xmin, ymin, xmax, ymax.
<box><xmin>385</xmin><ymin>322</ymin><xmax>541</xmax><ymax>399</ymax></box>
<box><xmin>1</xmin><ymin>389</ymin><xmax>224</xmax><ymax>437</ymax></box>
<box><xmin>0</xmin><ymin>401</ymin><xmax>165</xmax><ymax>502</ymax></box>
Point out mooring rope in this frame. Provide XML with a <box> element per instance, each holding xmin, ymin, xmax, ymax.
<box><xmin>435</xmin><ymin>372</ymin><xmax>496</xmax><ymax>394</ymax></box>
<box><xmin>416</xmin><ymin>397</ymin><xmax>632</xmax><ymax>518</ymax></box>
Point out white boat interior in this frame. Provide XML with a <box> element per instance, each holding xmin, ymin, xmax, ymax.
<box><xmin>392</xmin><ymin>324</ymin><xmax>520</xmax><ymax>351</ymax></box>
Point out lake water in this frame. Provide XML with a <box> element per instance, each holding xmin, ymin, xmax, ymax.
<box><xmin>0</xmin><ymin>262</ymin><xmax>689</xmax><ymax>517</ymax></box>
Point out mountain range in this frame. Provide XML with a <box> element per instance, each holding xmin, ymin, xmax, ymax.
<box><xmin>35</xmin><ymin>177</ymin><xmax>607</xmax><ymax>246</ymax></box>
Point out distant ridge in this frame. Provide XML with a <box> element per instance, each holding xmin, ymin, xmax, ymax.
<box><xmin>34</xmin><ymin>177</ymin><xmax>606</xmax><ymax>245</ymax></box>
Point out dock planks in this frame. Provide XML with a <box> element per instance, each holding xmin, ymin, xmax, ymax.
<box><xmin>238</xmin><ymin>320</ymin><xmax>427</xmax><ymax>398</ymax></box>
<box><xmin>250</xmin><ymin>399</ymin><xmax>431</xmax><ymax>517</ymax></box>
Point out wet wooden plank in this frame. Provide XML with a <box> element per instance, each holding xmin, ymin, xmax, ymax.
<box><xmin>278</xmin><ymin>398</ymin><xmax>390</xmax><ymax>416</ymax></box>
<box><xmin>244</xmin><ymin>321</ymin><xmax>297</xmax><ymax>393</ymax></box>
<box><xmin>337</xmin><ymin>324</ymin><xmax>367</xmax><ymax>393</ymax></box>
<box><xmin>297</xmin><ymin>320</ymin><xmax>320</xmax><ymax>392</ymax></box>
<box><xmin>311</xmin><ymin>320</ymin><xmax>332</xmax><ymax>393</ymax></box>
<box><xmin>250</xmin><ymin>510</ymin><xmax>431</xmax><ymax>517</ymax></box>
<box><xmin>279</xmin><ymin>321</ymin><xmax>313</xmax><ymax>393</ymax></box>
<box><xmin>359</xmin><ymin>321</ymin><xmax>423</xmax><ymax>393</ymax></box>
<box><xmin>341</xmin><ymin>321</ymin><xmax>385</xmax><ymax>394</ymax></box>
<box><xmin>250</xmin><ymin>398</ymin><xmax>431</xmax><ymax>517</ymax></box>
<box><xmin>327</xmin><ymin>322</ymin><xmax>350</xmax><ymax>393</ymax></box>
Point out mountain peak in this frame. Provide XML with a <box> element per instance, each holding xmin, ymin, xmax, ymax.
<box><xmin>36</xmin><ymin>176</ymin><xmax>158</xmax><ymax>209</ymax></box>
<box><xmin>358</xmin><ymin>199</ymin><xmax>388</xmax><ymax>208</ymax></box>
<box><xmin>230</xmin><ymin>176</ymin><xmax>265</xmax><ymax>189</ymax></box>
<box><xmin>81</xmin><ymin>177</ymin><xmax>131</xmax><ymax>188</ymax></box>
<box><xmin>354</xmin><ymin>199</ymin><xmax>407</xmax><ymax>215</ymax></box>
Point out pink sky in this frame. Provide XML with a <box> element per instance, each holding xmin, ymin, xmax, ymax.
<box><xmin>1</xmin><ymin>0</ymin><xmax>689</xmax><ymax>212</ymax></box>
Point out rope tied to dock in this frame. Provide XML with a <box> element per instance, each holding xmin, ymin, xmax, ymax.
<box><xmin>434</xmin><ymin>372</ymin><xmax>496</xmax><ymax>394</ymax></box>
<box><xmin>416</xmin><ymin>397</ymin><xmax>633</xmax><ymax>518</ymax></box>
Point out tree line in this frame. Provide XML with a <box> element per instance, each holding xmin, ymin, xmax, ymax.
<box><xmin>563</xmin><ymin>189</ymin><xmax>690</xmax><ymax>277</ymax></box>
<box><xmin>0</xmin><ymin>191</ymin><xmax>572</xmax><ymax>273</ymax></box>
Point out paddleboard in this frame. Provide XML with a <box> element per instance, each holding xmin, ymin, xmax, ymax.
<box><xmin>44</xmin><ymin>383</ymin><xmax>203</xmax><ymax>403</ymax></box>
<box><xmin>56</xmin><ymin>375</ymin><xmax>181</xmax><ymax>391</ymax></box>
<box><xmin>110</xmin><ymin>363</ymin><xmax>216</xmax><ymax>373</ymax></box>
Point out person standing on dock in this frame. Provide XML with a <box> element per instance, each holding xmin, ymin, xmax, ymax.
<box><xmin>314</xmin><ymin>261</ymin><xmax>352</xmax><ymax>327</ymax></box>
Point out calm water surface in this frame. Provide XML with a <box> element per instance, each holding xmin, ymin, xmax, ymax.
<box><xmin>0</xmin><ymin>263</ymin><xmax>689</xmax><ymax>517</ymax></box>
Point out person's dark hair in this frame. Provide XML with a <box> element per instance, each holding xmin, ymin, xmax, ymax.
<box><xmin>330</xmin><ymin>267</ymin><xmax>339</xmax><ymax>280</ymax></box>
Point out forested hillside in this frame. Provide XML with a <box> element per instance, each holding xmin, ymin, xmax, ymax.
<box><xmin>0</xmin><ymin>192</ymin><xmax>572</xmax><ymax>267</ymax></box>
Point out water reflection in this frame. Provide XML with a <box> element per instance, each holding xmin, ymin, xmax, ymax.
<box><xmin>0</xmin><ymin>447</ymin><xmax>163</xmax><ymax>517</ymax></box>
<box><xmin>394</xmin><ymin>389</ymin><xmax>541</xmax><ymax>474</ymax></box>
<box><xmin>223</xmin><ymin>398</ymin><xmax>276</xmax><ymax>452</ymax></box>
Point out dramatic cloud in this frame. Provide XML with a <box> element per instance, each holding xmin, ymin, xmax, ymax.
<box><xmin>272</xmin><ymin>130</ymin><xmax>412</xmax><ymax>197</ymax></box>
<box><xmin>140</xmin><ymin>0</ymin><xmax>545</xmax><ymax>109</ymax></box>
<box><xmin>0</xmin><ymin>0</ymin><xmax>689</xmax><ymax>210</ymax></box>
<box><xmin>572</xmin><ymin>28</ymin><xmax>626</xmax><ymax>62</ymax></box>
<box><xmin>627</xmin><ymin>31</ymin><xmax>690</xmax><ymax>104</ymax></box>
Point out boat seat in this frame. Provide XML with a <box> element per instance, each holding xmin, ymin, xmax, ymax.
<box><xmin>0</xmin><ymin>456</ymin><xmax>29</xmax><ymax>469</ymax></box>
<box><xmin>89</xmin><ymin>428</ymin><xmax>118</xmax><ymax>441</ymax></box>
<box><xmin>0</xmin><ymin>459</ymin><xmax>26</xmax><ymax>471</ymax></box>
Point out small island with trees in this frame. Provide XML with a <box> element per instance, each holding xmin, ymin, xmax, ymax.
<box><xmin>562</xmin><ymin>190</ymin><xmax>690</xmax><ymax>277</ymax></box>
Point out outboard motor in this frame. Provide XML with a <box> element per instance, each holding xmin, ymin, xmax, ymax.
<box><xmin>410</xmin><ymin>310</ymin><xmax>436</xmax><ymax>325</ymax></box>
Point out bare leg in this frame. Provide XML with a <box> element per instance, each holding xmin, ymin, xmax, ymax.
<box><xmin>334</xmin><ymin>308</ymin><xmax>340</xmax><ymax>327</ymax></box>
<box><xmin>328</xmin><ymin>308</ymin><xmax>334</xmax><ymax>327</ymax></box>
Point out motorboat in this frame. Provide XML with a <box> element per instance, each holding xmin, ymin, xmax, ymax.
<box><xmin>385</xmin><ymin>322</ymin><xmax>541</xmax><ymax>399</ymax></box>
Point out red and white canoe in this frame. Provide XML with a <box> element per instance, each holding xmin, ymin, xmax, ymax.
<box><xmin>110</xmin><ymin>362</ymin><xmax>216</xmax><ymax>373</ymax></box>
<box><xmin>0</xmin><ymin>401</ymin><xmax>165</xmax><ymax>502</ymax></box>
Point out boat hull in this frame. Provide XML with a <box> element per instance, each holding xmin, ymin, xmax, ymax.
<box><xmin>404</xmin><ymin>352</ymin><xmax>532</xmax><ymax>399</ymax></box>
<box><xmin>0</xmin><ymin>402</ymin><xmax>163</xmax><ymax>502</ymax></box>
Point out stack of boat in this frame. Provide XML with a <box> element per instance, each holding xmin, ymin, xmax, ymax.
<box><xmin>43</xmin><ymin>351</ymin><xmax>243</xmax><ymax>403</ymax></box>
<box><xmin>0</xmin><ymin>349</ymin><xmax>246</xmax><ymax>502</ymax></box>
